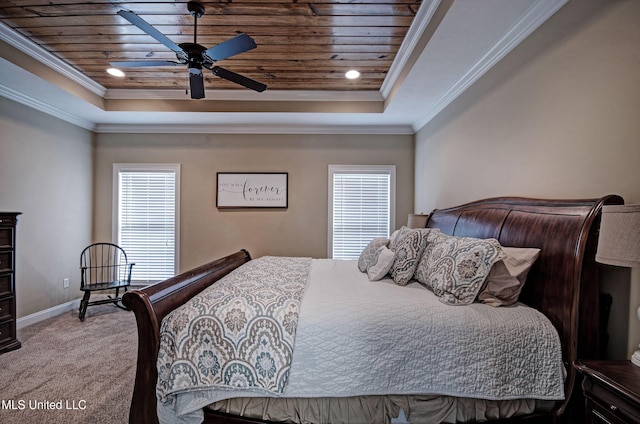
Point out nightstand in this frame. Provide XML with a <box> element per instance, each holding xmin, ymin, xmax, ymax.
<box><xmin>574</xmin><ymin>359</ymin><xmax>640</xmax><ymax>424</ymax></box>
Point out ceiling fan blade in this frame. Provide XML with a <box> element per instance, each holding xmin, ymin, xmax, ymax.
<box><xmin>212</xmin><ymin>66</ymin><xmax>267</xmax><ymax>92</ymax></box>
<box><xmin>204</xmin><ymin>33</ymin><xmax>257</xmax><ymax>62</ymax></box>
<box><xmin>189</xmin><ymin>69</ymin><xmax>205</xmax><ymax>99</ymax></box>
<box><xmin>117</xmin><ymin>10</ymin><xmax>184</xmax><ymax>55</ymax></box>
<box><xmin>109</xmin><ymin>61</ymin><xmax>181</xmax><ymax>68</ymax></box>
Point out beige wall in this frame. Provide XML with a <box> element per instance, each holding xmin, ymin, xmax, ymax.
<box><xmin>94</xmin><ymin>133</ymin><xmax>414</xmax><ymax>272</ymax></box>
<box><xmin>414</xmin><ymin>0</ymin><xmax>640</xmax><ymax>359</ymax></box>
<box><xmin>0</xmin><ymin>97</ymin><xmax>94</xmax><ymax>317</ymax></box>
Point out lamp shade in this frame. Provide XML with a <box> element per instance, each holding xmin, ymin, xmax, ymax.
<box><xmin>595</xmin><ymin>204</ymin><xmax>640</xmax><ymax>267</ymax></box>
<box><xmin>407</xmin><ymin>213</ymin><xmax>429</xmax><ymax>229</ymax></box>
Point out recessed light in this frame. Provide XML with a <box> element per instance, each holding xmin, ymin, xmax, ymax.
<box><xmin>345</xmin><ymin>70</ymin><xmax>360</xmax><ymax>80</ymax></box>
<box><xmin>107</xmin><ymin>68</ymin><xmax>125</xmax><ymax>77</ymax></box>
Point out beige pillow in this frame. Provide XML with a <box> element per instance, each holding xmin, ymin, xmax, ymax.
<box><xmin>477</xmin><ymin>247</ymin><xmax>541</xmax><ymax>307</ymax></box>
<box><xmin>366</xmin><ymin>246</ymin><xmax>396</xmax><ymax>281</ymax></box>
<box><xmin>358</xmin><ymin>238</ymin><xmax>389</xmax><ymax>272</ymax></box>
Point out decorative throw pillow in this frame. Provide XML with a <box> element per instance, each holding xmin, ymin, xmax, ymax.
<box><xmin>358</xmin><ymin>238</ymin><xmax>390</xmax><ymax>272</ymax></box>
<box><xmin>389</xmin><ymin>229</ymin><xmax>400</xmax><ymax>248</ymax></box>
<box><xmin>389</xmin><ymin>226</ymin><xmax>414</xmax><ymax>251</ymax></box>
<box><xmin>366</xmin><ymin>246</ymin><xmax>396</xmax><ymax>281</ymax></box>
<box><xmin>477</xmin><ymin>247</ymin><xmax>541</xmax><ymax>307</ymax></box>
<box><xmin>389</xmin><ymin>230</ymin><xmax>427</xmax><ymax>286</ymax></box>
<box><xmin>411</xmin><ymin>229</ymin><xmax>441</xmax><ymax>287</ymax></box>
<box><xmin>416</xmin><ymin>232</ymin><xmax>506</xmax><ymax>305</ymax></box>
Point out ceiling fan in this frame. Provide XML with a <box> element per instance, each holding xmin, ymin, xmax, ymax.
<box><xmin>110</xmin><ymin>1</ymin><xmax>267</xmax><ymax>99</ymax></box>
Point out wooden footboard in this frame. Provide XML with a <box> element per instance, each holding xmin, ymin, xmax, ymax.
<box><xmin>122</xmin><ymin>249</ymin><xmax>252</xmax><ymax>424</ymax></box>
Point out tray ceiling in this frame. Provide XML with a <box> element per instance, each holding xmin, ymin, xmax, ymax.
<box><xmin>0</xmin><ymin>0</ymin><xmax>568</xmax><ymax>133</ymax></box>
<box><xmin>0</xmin><ymin>0</ymin><xmax>421</xmax><ymax>92</ymax></box>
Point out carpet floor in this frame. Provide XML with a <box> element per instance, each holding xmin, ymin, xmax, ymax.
<box><xmin>0</xmin><ymin>304</ymin><xmax>137</xmax><ymax>424</ymax></box>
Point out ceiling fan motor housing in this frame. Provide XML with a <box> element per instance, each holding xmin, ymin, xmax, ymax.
<box><xmin>180</xmin><ymin>43</ymin><xmax>208</xmax><ymax>69</ymax></box>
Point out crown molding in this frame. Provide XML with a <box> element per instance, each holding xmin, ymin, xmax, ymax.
<box><xmin>104</xmin><ymin>88</ymin><xmax>383</xmax><ymax>102</ymax></box>
<box><xmin>412</xmin><ymin>0</ymin><xmax>569</xmax><ymax>132</ymax></box>
<box><xmin>380</xmin><ymin>0</ymin><xmax>441</xmax><ymax>99</ymax></box>
<box><xmin>94</xmin><ymin>123</ymin><xmax>414</xmax><ymax>135</ymax></box>
<box><xmin>0</xmin><ymin>83</ymin><xmax>95</xmax><ymax>130</ymax></box>
<box><xmin>0</xmin><ymin>22</ymin><xmax>106</xmax><ymax>97</ymax></box>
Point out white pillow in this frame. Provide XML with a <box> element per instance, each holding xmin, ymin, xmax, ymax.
<box><xmin>366</xmin><ymin>246</ymin><xmax>396</xmax><ymax>281</ymax></box>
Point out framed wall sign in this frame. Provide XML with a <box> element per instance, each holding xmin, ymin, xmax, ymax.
<box><xmin>216</xmin><ymin>172</ymin><xmax>288</xmax><ymax>208</ymax></box>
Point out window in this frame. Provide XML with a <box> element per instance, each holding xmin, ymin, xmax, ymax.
<box><xmin>113</xmin><ymin>164</ymin><xmax>180</xmax><ymax>283</ymax></box>
<box><xmin>328</xmin><ymin>165</ymin><xmax>396</xmax><ymax>259</ymax></box>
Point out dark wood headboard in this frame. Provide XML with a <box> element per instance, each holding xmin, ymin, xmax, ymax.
<box><xmin>425</xmin><ymin>195</ymin><xmax>624</xmax><ymax>416</ymax></box>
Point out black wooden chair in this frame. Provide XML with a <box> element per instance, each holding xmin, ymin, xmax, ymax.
<box><xmin>79</xmin><ymin>243</ymin><xmax>134</xmax><ymax>321</ymax></box>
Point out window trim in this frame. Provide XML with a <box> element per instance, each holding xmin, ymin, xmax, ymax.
<box><xmin>327</xmin><ymin>164</ymin><xmax>396</xmax><ymax>259</ymax></box>
<box><xmin>112</xmin><ymin>163</ymin><xmax>181</xmax><ymax>281</ymax></box>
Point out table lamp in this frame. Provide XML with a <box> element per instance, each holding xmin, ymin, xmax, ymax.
<box><xmin>407</xmin><ymin>213</ymin><xmax>429</xmax><ymax>229</ymax></box>
<box><xmin>595</xmin><ymin>204</ymin><xmax>640</xmax><ymax>366</ymax></box>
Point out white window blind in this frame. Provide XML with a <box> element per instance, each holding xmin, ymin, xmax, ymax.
<box><xmin>114</xmin><ymin>164</ymin><xmax>180</xmax><ymax>283</ymax></box>
<box><xmin>329</xmin><ymin>165</ymin><xmax>395</xmax><ymax>259</ymax></box>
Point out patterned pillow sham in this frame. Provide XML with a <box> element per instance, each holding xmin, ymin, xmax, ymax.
<box><xmin>415</xmin><ymin>232</ymin><xmax>506</xmax><ymax>305</ymax></box>
<box><xmin>389</xmin><ymin>226</ymin><xmax>414</xmax><ymax>251</ymax></box>
<box><xmin>366</xmin><ymin>246</ymin><xmax>396</xmax><ymax>281</ymax></box>
<box><xmin>358</xmin><ymin>237</ymin><xmax>390</xmax><ymax>272</ymax></box>
<box><xmin>389</xmin><ymin>230</ymin><xmax>428</xmax><ymax>286</ymax></box>
<box><xmin>389</xmin><ymin>229</ymin><xmax>400</xmax><ymax>248</ymax></box>
<box><xmin>477</xmin><ymin>246</ymin><xmax>540</xmax><ymax>307</ymax></box>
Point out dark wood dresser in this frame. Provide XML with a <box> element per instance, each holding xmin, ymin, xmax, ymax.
<box><xmin>575</xmin><ymin>359</ymin><xmax>640</xmax><ymax>424</ymax></box>
<box><xmin>0</xmin><ymin>212</ymin><xmax>21</xmax><ymax>355</ymax></box>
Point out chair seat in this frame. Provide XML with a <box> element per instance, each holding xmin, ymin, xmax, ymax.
<box><xmin>80</xmin><ymin>280</ymin><xmax>130</xmax><ymax>291</ymax></box>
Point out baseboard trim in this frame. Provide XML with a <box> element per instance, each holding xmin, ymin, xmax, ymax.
<box><xmin>17</xmin><ymin>298</ymin><xmax>82</xmax><ymax>329</ymax></box>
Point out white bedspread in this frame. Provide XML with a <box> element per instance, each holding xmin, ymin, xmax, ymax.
<box><xmin>159</xmin><ymin>258</ymin><xmax>565</xmax><ymax>424</ymax></box>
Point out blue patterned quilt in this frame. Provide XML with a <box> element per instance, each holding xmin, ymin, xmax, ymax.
<box><xmin>157</xmin><ymin>256</ymin><xmax>311</xmax><ymax>408</ymax></box>
<box><xmin>156</xmin><ymin>257</ymin><xmax>564</xmax><ymax>424</ymax></box>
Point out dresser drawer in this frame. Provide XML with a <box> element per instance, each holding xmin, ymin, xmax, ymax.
<box><xmin>0</xmin><ymin>227</ymin><xmax>13</xmax><ymax>249</ymax></box>
<box><xmin>0</xmin><ymin>319</ymin><xmax>16</xmax><ymax>346</ymax></box>
<box><xmin>0</xmin><ymin>251</ymin><xmax>13</xmax><ymax>273</ymax></box>
<box><xmin>587</xmin><ymin>379</ymin><xmax>640</xmax><ymax>424</ymax></box>
<box><xmin>0</xmin><ymin>274</ymin><xmax>11</xmax><ymax>297</ymax></box>
<box><xmin>0</xmin><ymin>297</ymin><xmax>13</xmax><ymax>321</ymax></box>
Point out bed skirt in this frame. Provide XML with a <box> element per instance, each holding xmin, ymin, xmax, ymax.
<box><xmin>207</xmin><ymin>394</ymin><xmax>557</xmax><ymax>424</ymax></box>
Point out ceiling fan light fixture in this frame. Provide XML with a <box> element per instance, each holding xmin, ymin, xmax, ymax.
<box><xmin>345</xmin><ymin>70</ymin><xmax>361</xmax><ymax>80</ymax></box>
<box><xmin>107</xmin><ymin>67</ymin><xmax>125</xmax><ymax>77</ymax></box>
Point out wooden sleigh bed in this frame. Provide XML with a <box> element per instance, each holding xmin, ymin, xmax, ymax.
<box><xmin>123</xmin><ymin>195</ymin><xmax>623</xmax><ymax>424</ymax></box>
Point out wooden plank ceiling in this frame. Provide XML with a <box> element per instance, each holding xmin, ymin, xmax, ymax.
<box><xmin>0</xmin><ymin>0</ymin><xmax>421</xmax><ymax>93</ymax></box>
